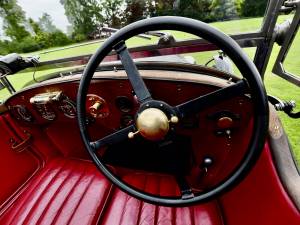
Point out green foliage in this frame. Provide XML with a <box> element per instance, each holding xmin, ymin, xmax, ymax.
<box><xmin>177</xmin><ymin>0</ymin><xmax>213</xmax><ymax>21</ymax></box>
<box><xmin>38</xmin><ymin>13</ymin><xmax>58</xmax><ymax>33</ymax></box>
<box><xmin>0</xmin><ymin>40</ymin><xmax>10</xmax><ymax>55</ymax></box>
<box><xmin>242</xmin><ymin>0</ymin><xmax>267</xmax><ymax>17</ymax></box>
<box><xmin>13</xmin><ymin>36</ymin><xmax>40</xmax><ymax>53</ymax></box>
<box><xmin>154</xmin><ymin>0</ymin><xmax>239</xmax><ymax>22</ymax></box>
<box><xmin>122</xmin><ymin>0</ymin><xmax>155</xmax><ymax>25</ymax></box>
<box><xmin>34</xmin><ymin>32</ymin><xmax>52</xmax><ymax>48</ymax></box>
<box><xmin>60</xmin><ymin>0</ymin><xmax>104</xmax><ymax>39</ymax></box>
<box><xmin>210</xmin><ymin>0</ymin><xmax>238</xmax><ymax>20</ymax></box>
<box><xmin>0</xmin><ymin>37</ymin><xmax>40</xmax><ymax>54</ymax></box>
<box><xmin>101</xmin><ymin>0</ymin><xmax>124</xmax><ymax>28</ymax></box>
<box><xmin>49</xmin><ymin>31</ymin><xmax>72</xmax><ymax>46</ymax></box>
<box><xmin>235</xmin><ymin>0</ymin><xmax>243</xmax><ymax>16</ymax></box>
<box><xmin>123</xmin><ymin>0</ymin><xmax>146</xmax><ymax>24</ymax></box>
<box><xmin>29</xmin><ymin>18</ymin><xmax>42</xmax><ymax>35</ymax></box>
<box><xmin>0</xmin><ymin>4</ymin><xmax>72</xmax><ymax>55</ymax></box>
<box><xmin>0</xmin><ymin>0</ymin><xmax>270</xmax><ymax>55</ymax></box>
<box><xmin>34</xmin><ymin>31</ymin><xmax>72</xmax><ymax>49</ymax></box>
<box><xmin>154</xmin><ymin>0</ymin><xmax>266</xmax><ymax>22</ymax></box>
<box><xmin>0</xmin><ymin>0</ymin><xmax>30</xmax><ymax>41</ymax></box>
<box><xmin>155</xmin><ymin>0</ymin><xmax>177</xmax><ymax>16</ymax></box>
<box><xmin>33</xmin><ymin>14</ymin><xmax>71</xmax><ymax>48</ymax></box>
<box><xmin>73</xmin><ymin>33</ymin><xmax>86</xmax><ymax>42</ymax></box>
<box><xmin>58</xmin><ymin>0</ymin><xmax>267</xmax><ymax>41</ymax></box>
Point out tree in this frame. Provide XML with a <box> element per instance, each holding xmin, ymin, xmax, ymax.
<box><xmin>60</xmin><ymin>0</ymin><xmax>104</xmax><ymax>39</ymax></box>
<box><xmin>178</xmin><ymin>0</ymin><xmax>212</xmax><ymax>21</ymax></box>
<box><xmin>0</xmin><ymin>0</ymin><xmax>30</xmax><ymax>41</ymax></box>
<box><xmin>38</xmin><ymin>13</ymin><xmax>58</xmax><ymax>33</ymax></box>
<box><xmin>154</xmin><ymin>0</ymin><xmax>212</xmax><ymax>22</ymax></box>
<box><xmin>155</xmin><ymin>0</ymin><xmax>176</xmax><ymax>16</ymax></box>
<box><xmin>101</xmin><ymin>0</ymin><xmax>124</xmax><ymax>28</ymax></box>
<box><xmin>235</xmin><ymin>0</ymin><xmax>243</xmax><ymax>17</ymax></box>
<box><xmin>242</xmin><ymin>0</ymin><xmax>267</xmax><ymax>17</ymax></box>
<box><xmin>210</xmin><ymin>0</ymin><xmax>238</xmax><ymax>21</ymax></box>
<box><xmin>28</xmin><ymin>18</ymin><xmax>42</xmax><ymax>35</ymax></box>
<box><xmin>123</xmin><ymin>0</ymin><xmax>156</xmax><ymax>25</ymax></box>
<box><xmin>123</xmin><ymin>0</ymin><xmax>145</xmax><ymax>25</ymax></box>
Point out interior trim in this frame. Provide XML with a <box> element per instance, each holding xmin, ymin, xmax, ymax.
<box><xmin>268</xmin><ymin>105</ymin><xmax>300</xmax><ymax>211</ymax></box>
<box><xmin>0</xmin><ymin>104</ymin><xmax>8</xmax><ymax>114</ymax></box>
<box><xmin>4</xmin><ymin>68</ymin><xmax>234</xmax><ymax>105</ymax></box>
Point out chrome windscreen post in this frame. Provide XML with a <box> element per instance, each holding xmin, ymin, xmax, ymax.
<box><xmin>0</xmin><ymin>72</ymin><xmax>15</xmax><ymax>94</ymax></box>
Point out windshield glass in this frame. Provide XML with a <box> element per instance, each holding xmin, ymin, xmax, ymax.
<box><xmin>0</xmin><ymin>0</ymin><xmax>270</xmax><ymax>101</ymax></box>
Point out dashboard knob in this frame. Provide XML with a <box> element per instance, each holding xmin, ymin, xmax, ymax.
<box><xmin>217</xmin><ymin>116</ymin><xmax>233</xmax><ymax>129</ymax></box>
<box><xmin>128</xmin><ymin>130</ymin><xmax>139</xmax><ymax>139</ymax></box>
<box><xmin>89</xmin><ymin>101</ymin><xmax>102</xmax><ymax>113</ymax></box>
<box><xmin>170</xmin><ymin>116</ymin><xmax>179</xmax><ymax>124</ymax></box>
<box><xmin>201</xmin><ymin>157</ymin><xmax>214</xmax><ymax>173</ymax></box>
<box><xmin>86</xmin><ymin>94</ymin><xmax>109</xmax><ymax>118</ymax></box>
<box><xmin>203</xmin><ymin>157</ymin><xmax>213</xmax><ymax>167</ymax></box>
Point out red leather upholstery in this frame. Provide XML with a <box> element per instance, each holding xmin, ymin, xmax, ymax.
<box><xmin>0</xmin><ymin>159</ymin><xmax>223</xmax><ymax>225</ymax></box>
<box><xmin>0</xmin><ymin>158</ymin><xmax>113</xmax><ymax>225</ymax></box>
<box><xmin>0</xmin><ymin>114</ymin><xmax>41</xmax><ymax>207</ymax></box>
<box><xmin>101</xmin><ymin>173</ymin><xmax>223</xmax><ymax>225</ymax></box>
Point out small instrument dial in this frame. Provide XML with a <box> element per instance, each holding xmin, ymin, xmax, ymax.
<box><xmin>115</xmin><ymin>96</ymin><xmax>133</xmax><ymax>113</ymax></box>
<box><xmin>11</xmin><ymin>105</ymin><xmax>33</xmax><ymax>122</ymax></box>
<box><xmin>34</xmin><ymin>104</ymin><xmax>56</xmax><ymax>121</ymax></box>
<box><xmin>59</xmin><ymin>98</ymin><xmax>76</xmax><ymax>118</ymax></box>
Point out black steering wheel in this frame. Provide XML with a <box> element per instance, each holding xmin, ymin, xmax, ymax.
<box><xmin>77</xmin><ymin>16</ymin><xmax>269</xmax><ymax>206</ymax></box>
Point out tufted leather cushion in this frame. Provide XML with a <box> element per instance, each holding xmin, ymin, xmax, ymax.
<box><xmin>0</xmin><ymin>159</ymin><xmax>223</xmax><ymax>225</ymax></box>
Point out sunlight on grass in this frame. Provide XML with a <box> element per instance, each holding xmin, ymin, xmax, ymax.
<box><xmin>284</xmin><ymin>30</ymin><xmax>300</xmax><ymax>76</ymax></box>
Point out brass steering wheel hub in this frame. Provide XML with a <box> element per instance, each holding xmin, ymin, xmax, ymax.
<box><xmin>136</xmin><ymin>108</ymin><xmax>169</xmax><ymax>141</ymax></box>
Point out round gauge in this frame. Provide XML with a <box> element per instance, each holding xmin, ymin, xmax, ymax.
<box><xmin>12</xmin><ymin>105</ymin><xmax>33</xmax><ymax>122</ymax></box>
<box><xmin>120</xmin><ymin>114</ymin><xmax>134</xmax><ymax>127</ymax></box>
<box><xmin>59</xmin><ymin>98</ymin><xmax>76</xmax><ymax>118</ymax></box>
<box><xmin>115</xmin><ymin>96</ymin><xmax>133</xmax><ymax>113</ymax></box>
<box><xmin>35</xmin><ymin>104</ymin><xmax>56</xmax><ymax>121</ymax></box>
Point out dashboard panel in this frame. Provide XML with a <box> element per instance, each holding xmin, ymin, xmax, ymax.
<box><xmin>4</xmin><ymin>69</ymin><xmax>254</xmax><ymax>189</ymax></box>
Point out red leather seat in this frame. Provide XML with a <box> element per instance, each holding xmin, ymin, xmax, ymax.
<box><xmin>0</xmin><ymin>158</ymin><xmax>113</xmax><ymax>225</ymax></box>
<box><xmin>101</xmin><ymin>173</ymin><xmax>224</xmax><ymax>225</ymax></box>
<box><xmin>0</xmin><ymin>158</ymin><xmax>223</xmax><ymax>225</ymax></box>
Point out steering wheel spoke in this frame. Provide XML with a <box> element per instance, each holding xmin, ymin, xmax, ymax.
<box><xmin>176</xmin><ymin>175</ymin><xmax>195</xmax><ymax>200</ymax></box>
<box><xmin>175</xmin><ymin>79</ymin><xmax>248</xmax><ymax>118</ymax></box>
<box><xmin>114</xmin><ymin>41</ymin><xmax>152</xmax><ymax>103</ymax></box>
<box><xmin>90</xmin><ymin>125</ymin><xmax>135</xmax><ymax>150</ymax></box>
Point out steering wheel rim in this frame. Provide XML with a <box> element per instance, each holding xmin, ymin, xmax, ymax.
<box><xmin>77</xmin><ymin>16</ymin><xmax>269</xmax><ymax>206</ymax></box>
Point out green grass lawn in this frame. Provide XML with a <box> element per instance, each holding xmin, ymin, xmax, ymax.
<box><xmin>1</xmin><ymin>15</ymin><xmax>299</xmax><ymax>164</ymax></box>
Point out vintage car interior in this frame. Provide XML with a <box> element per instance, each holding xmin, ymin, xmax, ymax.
<box><xmin>0</xmin><ymin>0</ymin><xmax>299</xmax><ymax>224</ymax></box>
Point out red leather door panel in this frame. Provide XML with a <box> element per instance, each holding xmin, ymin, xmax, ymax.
<box><xmin>0</xmin><ymin>113</ymin><xmax>41</xmax><ymax>208</ymax></box>
<box><xmin>220</xmin><ymin>143</ymin><xmax>300</xmax><ymax>225</ymax></box>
